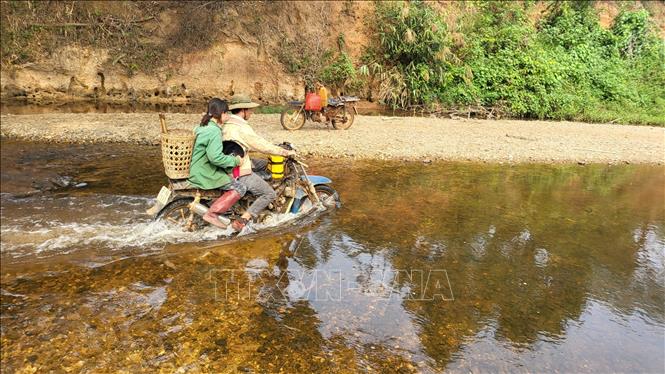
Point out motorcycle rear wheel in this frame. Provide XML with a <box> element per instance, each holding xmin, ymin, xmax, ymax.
<box><xmin>280</xmin><ymin>107</ymin><xmax>306</xmax><ymax>131</ymax></box>
<box><xmin>156</xmin><ymin>198</ymin><xmax>207</xmax><ymax>231</ymax></box>
<box><xmin>331</xmin><ymin>108</ymin><xmax>355</xmax><ymax>130</ymax></box>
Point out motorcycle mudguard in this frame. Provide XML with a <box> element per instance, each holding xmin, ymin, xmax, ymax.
<box><xmin>290</xmin><ymin>176</ymin><xmax>332</xmax><ymax>213</ymax></box>
<box><xmin>146</xmin><ymin>186</ymin><xmax>174</xmax><ymax>216</ymax></box>
<box><xmin>307</xmin><ymin>175</ymin><xmax>332</xmax><ymax>185</ymax></box>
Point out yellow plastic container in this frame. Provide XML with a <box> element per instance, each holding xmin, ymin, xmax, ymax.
<box><xmin>269</xmin><ymin>155</ymin><xmax>285</xmax><ymax>179</ymax></box>
<box><xmin>319</xmin><ymin>86</ymin><xmax>328</xmax><ymax>107</ymax></box>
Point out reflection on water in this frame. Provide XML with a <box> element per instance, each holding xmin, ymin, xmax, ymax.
<box><xmin>0</xmin><ymin>100</ymin><xmax>206</xmax><ymax>115</ymax></box>
<box><xmin>0</xmin><ymin>100</ymin><xmax>408</xmax><ymax>116</ymax></box>
<box><xmin>1</xmin><ymin>140</ymin><xmax>664</xmax><ymax>372</ymax></box>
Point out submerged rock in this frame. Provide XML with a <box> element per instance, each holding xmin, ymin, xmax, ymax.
<box><xmin>49</xmin><ymin>175</ymin><xmax>73</xmax><ymax>188</ymax></box>
<box><xmin>30</xmin><ymin>175</ymin><xmax>85</xmax><ymax>192</ymax></box>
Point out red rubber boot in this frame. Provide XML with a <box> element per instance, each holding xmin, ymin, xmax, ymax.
<box><xmin>203</xmin><ymin>190</ymin><xmax>242</xmax><ymax>228</ymax></box>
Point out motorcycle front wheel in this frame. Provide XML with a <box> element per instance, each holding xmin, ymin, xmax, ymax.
<box><xmin>331</xmin><ymin>107</ymin><xmax>355</xmax><ymax>130</ymax></box>
<box><xmin>280</xmin><ymin>107</ymin><xmax>306</xmax><ymax>131</ymax></box>
<box><xmin>297</xmin><ymin>185</ymin><xmax>341</xmax><ymax>213</ymax></box>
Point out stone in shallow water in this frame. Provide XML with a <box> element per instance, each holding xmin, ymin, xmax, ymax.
<box><xmin>48</xmin><ymin>175</ymin><xmax>73</xmax><ymax>188</ymax></box>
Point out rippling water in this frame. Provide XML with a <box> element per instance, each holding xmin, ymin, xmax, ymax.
<box><xmin>1</xmin><ymin>139</ymin><xmax>663</xmax><ymax>372</ymax></box>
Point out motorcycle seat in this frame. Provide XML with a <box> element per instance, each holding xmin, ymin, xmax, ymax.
<box><xmin>166</xmin><ymin>182</ymin><xmax>225</xmax><ymax>198</ymax></box>
<box><xmin>170</xmin><ymin>174</ymin><xmax>271</xmax><ymax>193</ymax></box>
<box><xmin>170</xmin><ymin>179</ymin><xmax>194</xmax><ymax>190</ymax></box>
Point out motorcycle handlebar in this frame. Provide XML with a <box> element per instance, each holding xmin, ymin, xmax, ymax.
<box><xmin>287</xmin><ymin>154</ymin><xmax>308</xmax><ymax>168</ymax></box>
<box><xmin>275</xmin><ymin>142</ymin><xmax>308</xmax><ymax>166</ymax></box>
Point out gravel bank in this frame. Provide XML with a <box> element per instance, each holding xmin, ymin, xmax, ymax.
<box><xmin>1</xmin><ymin>113</ymin><xmax>663</xmax><ymax>164</ymax></box>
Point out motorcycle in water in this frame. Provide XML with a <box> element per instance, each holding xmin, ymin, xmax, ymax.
<box><xmin>280</xmin><ymin>95</ymin><xmax>360</xmax><ymax>131</ymax></box>
<box><xmin>147</xmin><ymin>142</ymin><xmax>340</xmax><ymax>232</ymax></box>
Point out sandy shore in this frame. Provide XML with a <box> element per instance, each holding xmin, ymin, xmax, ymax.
<box><xmin>1</xmin><ymin>113</ymin><xmax>664</xmax><ymax>164</ymax></box>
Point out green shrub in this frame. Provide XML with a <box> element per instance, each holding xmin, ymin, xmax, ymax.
<box><xmin>365</xmin><ymin>0</ymin><xmax>665</xmax><ymax>126</ymax></box>
<box><xmin>321</xmin><ymin>52</ymin><xmax>359</xmax><ymax>93</ymax></box>
<box><xmin>370</xmin><ymin>1</ymin><xmax>449</xmax><ymax>108</ymax></box>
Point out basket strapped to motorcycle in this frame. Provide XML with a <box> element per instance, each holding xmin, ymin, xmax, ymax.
<box><xmin>159</xmin><ymin>113</ymin><xmax>195</xmax><ymax>180</ymax></box>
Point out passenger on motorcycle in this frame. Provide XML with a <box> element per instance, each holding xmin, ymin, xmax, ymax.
<box><xmin>224</xmin><ymin>94</ymin><xmax>297</xmax><ymax>231</ymax></box>
<box><xmin>188</xmin><ymin>98</ymin><xmax>246</xmax><ymax>229</ymax></box>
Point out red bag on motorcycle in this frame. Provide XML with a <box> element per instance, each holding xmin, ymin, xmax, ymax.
<box><xmin>304</xmin><ymin>93</ymin><xmax>322</xmax><ymax>111</ymax></box>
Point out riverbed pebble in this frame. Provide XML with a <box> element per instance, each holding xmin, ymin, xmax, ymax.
<box><xmin>1</xmin><ymin>113</ymin><xmax>664</xmax><ymax>164</ymax></box>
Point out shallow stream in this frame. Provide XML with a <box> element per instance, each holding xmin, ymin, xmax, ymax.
<box><xmin>1</xmin><ymin>139</ymin><xmax>663</xmax><ymax>372</ymax></box>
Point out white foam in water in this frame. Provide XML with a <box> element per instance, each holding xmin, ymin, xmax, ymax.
<box><xmin>2</xmin><ymin>219</ymin><xmax>240</xmax><ymax>257</ymax></box>
<box><xmin>0</xmin><ymin>193</ymin><xmax>326</xmax><ymax>258</ymax></box>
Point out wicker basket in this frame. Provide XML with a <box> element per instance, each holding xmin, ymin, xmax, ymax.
<box><xmin>160</xmin><ymin>114</ymin><xmax>195</xmax><ymax>179</ymax></box>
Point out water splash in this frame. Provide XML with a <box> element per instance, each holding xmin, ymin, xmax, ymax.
<box><xmin>0</xmin><ymin>192</ymin><xmax>323</xmax><ymax>259</ymax></box>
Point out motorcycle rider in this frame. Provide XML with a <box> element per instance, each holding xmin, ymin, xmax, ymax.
<box><xmin>224</xmin><ymin>94</ymin><xmax>296</xmax><ymax>231</ymax></box>
<box><xmin>188</xmin><ymin>98</ymin><xmax>246</xmax><ymax>229</ymax></box>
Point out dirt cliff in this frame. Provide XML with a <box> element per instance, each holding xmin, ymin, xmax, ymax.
<box><xmin>1</xmin><ymin>1</ymin><xmax>662</xmax><ymax>106</ymax></box>
<box><xmin>0</xmin><ymin>1</ymin><xmax>371</xmax><ymax>104</ymax></box>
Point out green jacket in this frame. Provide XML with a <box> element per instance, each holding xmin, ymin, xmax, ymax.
<box><xmin>188</xmin><ymin>121</ymin><xmax>239</xmax><ymax>189</ymax></box>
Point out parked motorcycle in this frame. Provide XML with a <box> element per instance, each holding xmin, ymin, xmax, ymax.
<box><xmin>280</xmin><ymin>95</ymin><xmax>359</xmax><ymax>131</ymax></box>
<box><xmin>147</xmin><ymin>142</ymin><xmax>340</xmax><ymax>232</ymax></box>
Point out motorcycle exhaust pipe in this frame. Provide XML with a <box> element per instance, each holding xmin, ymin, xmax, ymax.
<box><xmin>188</xmin><ymin>202</ymin><xmax>231</xmax><ymax>226</ymax></box>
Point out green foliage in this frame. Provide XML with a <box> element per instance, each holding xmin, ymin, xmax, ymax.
<box><xmin>366</xmin><ymin>0</ymin><xmax>665</xmax><ymax>125</ymax></box>
<box><xmin>254</xmin><ymin>105</ymin><xmax>286</xmax><ymax>114</ymax></box>
<box><xmin>320</xmin><ymin>52</ymin><xmax>359</xmax><ymax>92</ymax></box>
<box><xmin>336</xmin><ymin>32</ymin><xmax>346</xmax><ymax>52</ymax></box>
<box><xmin>459</xmin><ymin>2</ymin><xmax>585</xmax><ymax>118</ymax></box>
<box><xmin>277</xmin><ymin>31</ymin><xmax>361</xmax><ymax>94</ymax></box>
<box><xmin>275</xmin><ymin>38</ymin><xmax>333</xmax><ymax>90</ymax></box>
<box><xmin>376</xmin><ymin>1</ymin><xmax>447</xmax><ymax>66</ymax></box>
<box><xmin>612</xmin><ymin>9</ymin><xmax>655</xmax><ymax>58</ymax></box>
<box><xmin>370</xmin><ymin>1</ymin><xmax>449</xmax><ymax>108</ymax></box>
